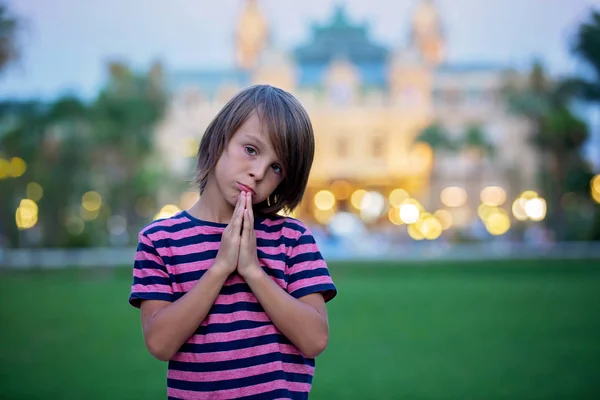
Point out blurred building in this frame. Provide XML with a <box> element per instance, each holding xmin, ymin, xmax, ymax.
<box><xmin>156</xmin><ymin>0</ymin><xmax>537</xmax><ymax>231</ymax></box>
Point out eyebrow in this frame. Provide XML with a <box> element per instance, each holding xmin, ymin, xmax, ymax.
<box><xmin>244</xmin><ymin>134</ymin><xmax>267</xmax><ymax>148</ymax></box>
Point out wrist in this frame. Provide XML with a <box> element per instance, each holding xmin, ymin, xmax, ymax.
<box><xmin>240</xmin><ymin>264</ymin><xmax>265</xmax><ymax>283</ymax></box>
<box><xmin>210</xmin><ymin>262</ymin><xmax>234</xmax><ymax>280</ymax></box>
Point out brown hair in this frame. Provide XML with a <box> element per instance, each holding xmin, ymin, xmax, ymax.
<box><xmin>194</xmin><ymin>84</ymin><xmax>315</xmax><ymax>215</ymax></box>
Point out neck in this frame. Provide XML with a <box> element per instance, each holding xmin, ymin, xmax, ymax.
<box><xmin>187</xmin><ymin>180</ymin><xmax>234</xmax><ymax>225</ymax></box>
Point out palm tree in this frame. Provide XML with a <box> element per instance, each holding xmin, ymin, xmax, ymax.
<box><xmin>571</xmin><ymin>10</ymin><xmax>600</xmax><ymax>103</ymax></box>
<box><xmin>416</xmin><ymin>123</ymin><xmax>457</xmax><ymax>205</ymax></box>
<box><xmin>0</xmin><ymin>3</ymin><xmax>19</xmax><ymax>74</ymax></box>
<box><xmin>460</xmin><ymin>123</ymin><xmax>495</xmax><ymax>190</ymax></box>
<box><xmin>504</xmin><ymin>61</ymin><xmax>592</xmax><ymax>240</ymax></box>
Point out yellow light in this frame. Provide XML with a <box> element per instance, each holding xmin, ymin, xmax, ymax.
<box><xmin>330</xmin><ymin>180</ymin><xmax>352</xmax><ymax>200</ymax></box>
<box><xmin>407</xmin><ymin>224</ymin><xmax>424</xmax><ymax>240</ymax></box>
<box><xmin>480</xmin><ymin>186</ymin><xmax>506</xmax><ymax>206</ymax></box>
<box><xmin>399</xmin><ymin>203</ymin><xmax>420</xmax><ymax>224</ymax></box>
<box><xmin>524</xmin><ymin>197</ymin><xmax>547</xmax><ymax>221</ymax></box>
<box><xmin>417</xmin><ymin>215</ymin><xmax>443</xmax><ymax>240</ymax></box>
<box><xmin>440</xmin><ymin>186</ymin><xmax>467</xmax><ymax>207</ymax></box>
<box><xmin>82</xmin><ymin>191</ymin><xmax>102</xmax><ymax>212</ymax></box>
<box><xmin>520</xmin><ymin>190</ymin><xmax>539</xmax><ymax>200</ymax></box>
<box><xmin>593</xmin><ymin>187</ymin><xmax>600</xmax><ymax>204</ymax></box>
<box><xmin>512</xmin><ymin>198</ymin><xmax>528</xmax><ymax>221</ymax></box>
<box><xmin>15</xmin><ymin>200</ymin><xmax>38</xmax><ymax>230</ymax></box>
<box><xmin>80</xmin><ymin>206</ymin><xmax>99</xmax><ymax>221</ymax></box>
<box><xmin>485</xmin><ymin>211</ymin><xmax>510</xmax><ymax>235</ymax></box>
<box><xmin>388</xmin><ymin>207</ymin><xmax>404</xmax><ymax>225</ymax></box>
<box><xmin>389</xmin><ymin>188</ymin><xmax>409</xmax><ymax>207</ymax></box>
<box><xmin>183</xmin><ymin>137</ymin><xmax>199</xmax><ymax>158</ymax></box>
<box><xmin>313</xmin><ymin>208</ymin><xmax>335</xmax><ymax>225</ymax></box>
<box><xmin>350</xmin><ymin>189</ymin><xmax>367</xmax><ymax>209</ymax></box>
<box><xmin>0</xmin><ymin>158</ymin><xmax>9</xmax><ymax>179</ymax></box>
<box><xmin>26</xmin><ymin>182</ymin><xmax>44</xmax><ymax>201</ymax></box>
<box><xmin>591</xmin><ymin>174</ymin><xmax>600</xmax><ymax>190</ymax></box>
<box><xmin>433</xmin><ymin>209</ymin><xmax>452</xmax><ymax>230</ymax></box>
<box><xmin>9</xmin><ymin>157</ymin><xmax>27</xmax><ymax>178</ymax></box>
<box><xmin>154</xmin><ymin>204</ymin><xmax>181</xmax><ymax>220</ymax></box>
<box><xmin>314</xmin><ymin>190</ymin><xmax>336</xmax><ymax>211</ymax></box>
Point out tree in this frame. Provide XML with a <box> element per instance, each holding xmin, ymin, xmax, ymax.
<box><xmin>460</xmin><ymin>123</ymin><xmax>495</xmax><ymax>190</ymax></box>
<box><xmin>90</xmin><ymin>61</ymin><xmax>168</xmax><ymax>241</ymax></box>
<box><xmin>504</xmin><ymin>61</ymin><xmax>592</xmax><ymax>240</ymax></box>
<box><xmin>570</xmin><ymin>10</ymin><xmax>600</xmax><ymax>103</ymax></box>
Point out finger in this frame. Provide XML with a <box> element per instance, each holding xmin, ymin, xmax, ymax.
<box><xmin>231</xmin><ymin>193</ymin><xmax>244</xmax><ymax>233</ymax></box>
<box><xmin>242</xmin><ymin>208</ymin><xmax>252</xmax><ymax>239</ymax></box>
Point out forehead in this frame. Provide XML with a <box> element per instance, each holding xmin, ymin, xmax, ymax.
<box><xmin>235</xmin><ymin>112</ymin><xmax>276</xmax><ymax>150</ymax></box>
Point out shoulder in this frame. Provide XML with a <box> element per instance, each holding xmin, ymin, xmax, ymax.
<box><xmin>256</xmin><ymin>213</ymin><xmax>312</xmax><ymax>239</ymax></box>
<box><xmin>138</xmin><ymin>211</ymin><xmax>194</xmax><ymax>241</ymax></box>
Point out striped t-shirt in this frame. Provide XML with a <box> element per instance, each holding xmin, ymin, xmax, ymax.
<box><xmin>129</xmin><ymin>210</ymin><xmax>337</xmax><ymax>400</ymax></box>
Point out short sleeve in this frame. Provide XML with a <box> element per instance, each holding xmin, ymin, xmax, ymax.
<box><xmin>286</xmin><ymin>226</ymin><xmax>337</xmax><ymax>302</ymax></box>
<box><xmin>129</xmin><ymin>232</ymin><xmax>174</xmax><ymax>308</ymax></box>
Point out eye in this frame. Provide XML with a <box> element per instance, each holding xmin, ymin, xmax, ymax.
<box><xmin>271</xmin><ymin>164</ymin><xmax>283</xmax><ymax>175</ymax></box>
<box><xmin>245</xmin><ymin>146</ymin><xmax>257</xmax><ymax>156</ymax></box>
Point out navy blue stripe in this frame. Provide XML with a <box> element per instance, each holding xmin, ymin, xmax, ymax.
<box><xmin>178</xmin><ymin>333</ymin><xmax>298</xmax><ymax>354</ymax></box>
<box><xmin>129</xmin><ymin>292</ymin><xmax>174</xmax><ymax>307</ymax></box>
<box><xmin>162</xmin><ymin>250</ymin><xmax>218</xmax><ymax>265</ymax></box>
<box><xmin>170</xmin><ymin>269</ymin><xmax>207</xmax><ymax>284</ymax></box>
<box><xmin>133</xmin><ymin>275</ymin><xmax>171</xmax><ymax>286</ymax></box>
<box><xmin>262</xmin><ymin>266</ymin><xmax>286</xmax><ymax>281</ymax></box>
<box><xmin>134</xmin><ymin>258</ymin><xmax>167</xmax><ymax>272</ymax></box>
<box><xmin>256</xmin><ymin>249</ymin><xmax>285</xmax><ymax>261</ymax></box>
<box><xmin>168</xmin><ymin>371</ymin><xmax>312</xmax><ymax>392</ymax></box>
<box><xmin>137</xmin><ymin>240</ymin><xmax>160</xmax><ymax>256</ymax></box>
<box><xmin>143</xmin><ymin>220</ymin><xmax>196</xmax><ymax>235</ymax></box>
<box><xmin>288</xmin><ymin>268</ymin><xmax>331</xmax><ymax>285</ymax></box>
<box><xmin>210</xmin><ymin>301</ymin><xmax>264</xmax><ymax>314</ymax></box>
<box><xmin>296</xmin><ymin>234</ymin><xmax>316</xmax><ymax>245</ymax></box>
<box><xmin>195</xmin><ymin>320</ymin><xmax>272</xmax><ymax>335</ymax></box>
<box><xmin>288</xmin><ymin>251</ymin><xmax>323</xmax><ymax>266</ymax></box>
<box><xmin>154</xmin><ymin>233</ymin><xmax>222</xmax><ymax>248</ymax></box>
<box><xmin>255</xmin><ymin>220</ymin><xmax>305</xmax><ymax>234</ymax></box>
<box><xmin>236</xmin><ymin>389</ymin><xmax>308</xmax><ymax>400</ymax></box>
<box><xmin>173</xmin><ymin>285</ymin><xmax>253</xmax><ymax>301</ymax></box>
<box><xmin>256</xmin><ymin>236</ymin><xmax>296</xmax><ymax>247</ymax></box>
<box><xmin>289</xmin><ymin>283</ymin><xmax>337</xmax><ymax>300</ymax></box>
<box><xmin>169</xmin><ymin>352</ymin><xmax>309</xmax><ymax>373</ymax></box>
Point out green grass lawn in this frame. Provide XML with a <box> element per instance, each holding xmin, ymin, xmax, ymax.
<box><xmin>1</xmin><ymin>259</ymin><xmax>599</xmax><ymax>399</ymax></box>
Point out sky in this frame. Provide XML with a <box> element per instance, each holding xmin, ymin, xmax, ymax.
<box><xmin>1</xmin><ymin>0</ymin><xmax>600</xmax><ymax>100</ymax></box>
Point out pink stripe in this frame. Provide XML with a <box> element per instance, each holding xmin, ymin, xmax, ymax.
<box><xmin>255</xmin><ymin>228</ymin><xmax>300</xmax><ymax>241</ymax></box>
<box><xmin>173</xmin><ymin>343</ymin><xmax>301</xmax><ymax>363</ymax></box>
<box><xmin>287</xmin><ymin>276</ymin><xmax>333</xmax><ymax>294</ymax></box>
<box><xmin>258</xmin><ymin>218</ymin><xmax>286</xmax><ymax>228</ymax></box>
<box><xmin>167</xmin><ymin>259</ymin><xmax>213</xmax><ymax>274</ymax></box>
<box><xmin>144</xmin><ymin>215</ymin><xmax>188</xmax><ymax>230</ymax></box>
<box><xmin>187</xmin><ymin>325</ymin><xmax>279</xmax><ymax>345</ymax></box>
<box><xmin>131</xmin><ymin>283</ymin><xmax>172</xmax><ymax>294</ymax></box>
<box><xmin>256</xmin><ymin>245</ymin><xmax>285</xmax><ymax>256</ymax></box>
<box><xmin>289</xmin><ymin>243</ymin><xmax>320</xmax><ymax>257</ymax></box>
<box><xmin>133</xmin><ymin>268</ymin><xmax>168</xmax><ymax>279</ymax></box>
<box><xmin>135</xmin><ymin>250</ymin><xmax>163</xmax><ymax>264</ymax></box>
<box><xmin>167</xmin><ymin>241</ymin><xmax>220</xmax><ymax>256</ymax></box>
<box><xmin>168</xmin><ymin>361</ymin><xmax>313</xmax><ymax>383</ymax></box>
<box><xmin>167</xmin><ymin>379</ymin><xmax>311</xmax><ymax>399</ymax></box>
<box><xmin>288</xmin><ymin>259</ymin><xmax>327</xmax><ymax>273</ymax></box>
<box><xmin>138</xmin><ymin>234</ymin><xmax>154</xmax><ymax>246</ymax></box>
<box><xmin>147</xmin><ymin>225</ymin><xmax>219</xmax><ymax>242</ymax></box>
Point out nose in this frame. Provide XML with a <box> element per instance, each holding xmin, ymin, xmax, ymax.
<box><xmin>248</xmin><ymin>160</ymin><xmax>269</xmax><ymax>181</ymax></box>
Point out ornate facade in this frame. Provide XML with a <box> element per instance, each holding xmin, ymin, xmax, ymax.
<box><xmin>156</xmin><ymin>0</ymin><xmax>537</xmax><ymax>231</ymax></box>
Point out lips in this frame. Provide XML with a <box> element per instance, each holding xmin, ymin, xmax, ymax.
<box><xmin>237</xmin><ymin>182</ymin><xmax>255</xmax><ymax>195</ymax></box>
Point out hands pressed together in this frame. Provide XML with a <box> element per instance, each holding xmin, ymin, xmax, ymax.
<box><xmin>213</xmin><ymin>191</ymin><xmax>263</xmax><ymax>280</ymax></box>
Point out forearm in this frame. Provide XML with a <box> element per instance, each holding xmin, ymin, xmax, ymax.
<box><xmin>244</xmin><ymin>269</ymin><xmax>329</xmax><ymax>358</ymax></box>
<box><xmin>143</xmin><ymin>266</ymin><xmax>230</xmax><ymax>360</ymax></box>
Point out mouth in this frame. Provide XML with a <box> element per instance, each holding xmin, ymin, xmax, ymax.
<box><xmin>236</xmin><ymin>182</ymin><xmax>256</xmax><ymax>196</ymax></box>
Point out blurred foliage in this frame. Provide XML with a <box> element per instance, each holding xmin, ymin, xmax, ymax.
<box><xmin>0</xmin><ymin>62</ymin><xmax>169</xmax><ymax>247</ymax></box>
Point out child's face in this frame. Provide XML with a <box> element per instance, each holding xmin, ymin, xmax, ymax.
<box><xmin>213</xmin><ymin>112</ymin><xmax>285</xmax><ymax>208</ymax></box>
